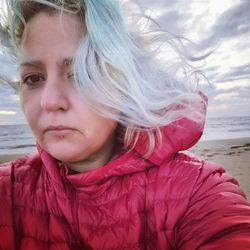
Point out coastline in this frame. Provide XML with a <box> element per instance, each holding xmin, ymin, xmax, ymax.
<box><xmin>0</xmin><ymin>153</ymin><xmax>34</xmax><ymax>164</ymax></box>
<box><xmin>0</xmin><ymin>137</ymin><xmax>249</xmax><ymax>199</ymax></box>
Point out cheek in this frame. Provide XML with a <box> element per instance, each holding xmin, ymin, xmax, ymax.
<box><xmin>77</xmin><ymin>107</ymin><xmax>116</xmax><ymax>141</ymax></box>
<box><xmin>90</xmin><ymin>118</ymin><xmax>117</xmax><ymax>142</ymax></box>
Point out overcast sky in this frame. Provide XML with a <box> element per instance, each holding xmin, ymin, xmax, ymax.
<box><xmin>0</xmin><ymin>0</ymin><xmax>249</xmax><ymax>125</ymax></box>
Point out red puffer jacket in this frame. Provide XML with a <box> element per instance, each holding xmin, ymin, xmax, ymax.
<box><xmin>0</xmin><ymin>101</ymin><xmax>250</xmax><ymax>249</ymax></box>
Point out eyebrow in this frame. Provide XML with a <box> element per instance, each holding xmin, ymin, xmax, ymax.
<box><xmin>19</xmin><ymin>58</ymin><xmax>73</xmax><ymax>68</ymax></box>
<box><xmin>19</xmin><ymin>60</ymin><xmax>42</xmax><ymax>68</ymax></box>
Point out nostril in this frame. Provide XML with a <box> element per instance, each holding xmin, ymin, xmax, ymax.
<box><xmin>40</xmin><ymin>85</ymin><xmax>69</xmax><ymax>112</ymax></box>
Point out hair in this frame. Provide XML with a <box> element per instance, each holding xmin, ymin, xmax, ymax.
<box><xmin>1</xmin><ymin>0</ymin><xmax>207</xmax><ymax>156</ymax></box>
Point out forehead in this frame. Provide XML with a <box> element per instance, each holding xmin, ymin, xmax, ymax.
<box><xmin>22</xmin><ymin>11</ymin><xmax>85</xmax><ymax>44</ymax></box>
<box><xmin>20</xmin><ymin>11</ymin><xmax>85</xmax><ymax>65</ymax></box>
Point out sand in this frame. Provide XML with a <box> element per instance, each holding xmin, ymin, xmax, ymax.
<box><xmin>0</xmin><ymin>153</ymin><xmax>28</xmax><ymax>164</ymax></box>
<box><xmin>1</xmin><ymin>138</ymin><xmax>249</xmax><ymax>199</ymax></box>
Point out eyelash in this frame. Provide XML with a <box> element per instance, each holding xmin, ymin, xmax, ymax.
<box><xmin>21</xmin><ymin>73</ymin><xmax>45</xmax><ymax>87</ymax></box>
<box><xmin>20</xmin><ymin>72</ymin><xmax>74</xmax><ymax>87</ymax></box>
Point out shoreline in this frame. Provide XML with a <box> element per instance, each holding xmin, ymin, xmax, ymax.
<box><xmin>0</xmin><ymin>153</ymin><xmax>35</xmax><ymax>164</ymax></box>
<box><xmin>195</xmin><ymin>136</ymin><xmax>250</xmax><ymax>147</ymax></box>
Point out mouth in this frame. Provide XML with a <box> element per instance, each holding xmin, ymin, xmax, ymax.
<box><xmin>45</xmin><ymin>125</ymin><xmax>76</xmax><ymax>137</ymax></box>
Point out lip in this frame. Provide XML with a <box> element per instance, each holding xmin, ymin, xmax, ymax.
<box><xmin>45</xmin><ymin>125</ymin><xmax>75</xmax><ymax>137</ymax></box>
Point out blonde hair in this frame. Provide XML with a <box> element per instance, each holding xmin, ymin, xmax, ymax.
<box><xmin>1</xmin><ymin>0</ymin><xmax>206</xmax><ymax>157</ymax></box>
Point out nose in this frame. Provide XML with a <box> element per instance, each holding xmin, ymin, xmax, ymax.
<box><xmin>40</xmin><ymin>76</ymin><xmax>70</xmax><ymax>112</ymax></box>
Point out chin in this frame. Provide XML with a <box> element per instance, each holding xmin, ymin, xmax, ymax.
<box><xmin>43</xmin><ymin>142</ymin><xmax>88</xmax><ymax>162</ymax></box>
<box><xmin>51</xmin><ymin>151</ymin><xmax>84</xmax><ymax>163</ymax></box>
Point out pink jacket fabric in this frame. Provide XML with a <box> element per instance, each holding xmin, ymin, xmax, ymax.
<box><xmin>0</xmin><ymin>97</ymin><xmax>250</xmax><ymax>249</ymax></box>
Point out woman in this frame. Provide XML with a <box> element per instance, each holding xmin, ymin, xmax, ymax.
<box><xmin>0</xmin><ymin>0</ymin><xmax>249</xmax><ymax>249</ymax></box>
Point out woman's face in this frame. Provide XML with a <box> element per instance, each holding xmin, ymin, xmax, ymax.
<box><xmin>19</xmin><ymin>12</ymin><xmax>117</xmax><ymax>169</ymax></box>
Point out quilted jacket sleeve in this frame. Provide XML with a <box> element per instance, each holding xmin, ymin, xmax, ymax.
<box><xmin>0</xmin><ymin>162</ymin><xmax>15</xmax><ymax>249</ymax></box>
<box><xmin>176</xmin><ymin>161</ymin><xmax>250</xmax><ymax>250</ymax></box>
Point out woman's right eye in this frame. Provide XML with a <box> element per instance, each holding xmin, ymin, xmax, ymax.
<box><xmin>21</xmin><ymin>74</ymin><xmax>45</xmax><ymax>87</ymax></box>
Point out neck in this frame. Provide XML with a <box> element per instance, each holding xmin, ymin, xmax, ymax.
<box><xmin>65</xmin><ymin>136</ymin><xmax>117</xmax><ymax>173</ymax></box>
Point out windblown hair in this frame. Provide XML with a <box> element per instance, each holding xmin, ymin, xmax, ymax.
<box><xmin>1</xmin><ymin>0</ymin><xmax>206</xmax><ymax>156</ymax></box>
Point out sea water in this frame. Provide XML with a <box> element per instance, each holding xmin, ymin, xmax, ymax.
<box><xmin>0</xmin><ymin>116</ymin><xmax>250</xmax><ymax>155</ymax></box>
<box><xmin>201</xmin><ymin>116</ymin><xmax>250</xmax><ymax>141</ymax></box>
<box><xmin>0</xmin><ymin>124</ymin><xmax>36</xmax><ymax>155</ymax></box>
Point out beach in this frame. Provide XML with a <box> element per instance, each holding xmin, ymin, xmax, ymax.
<box><xmin>188</xmin><ymin>137</ymin><xmax>250</xmax><ymax>200</ymax></box>
<box><xmin>0</xmin><ymin>153</ymin><xmax>31</xmax><ymax>164</ymax></box>
<box><xmin>0</xmin><ymin>137</ymin><xmax>249</xmax><ymax>200</ymax></box>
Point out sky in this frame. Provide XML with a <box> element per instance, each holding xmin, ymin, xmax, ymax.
<box><xmin>0</xmin><ymin>0</ymin><xmax>249</xmax><ymax>125</ymax></box>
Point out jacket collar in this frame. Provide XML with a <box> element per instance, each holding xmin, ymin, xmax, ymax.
<box><xmin>37</xmin><ymin>144</ymin><xmax>150</xmax><ymax>196</ymax></box>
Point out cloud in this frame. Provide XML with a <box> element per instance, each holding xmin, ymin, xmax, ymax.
<box><xmin>0</xmin><ymin>84</ymin><xmax>19</xmax><ymax>109</ymax></box>
<box><xmin>130</xmin><ymin>0</ymin><xmax>175</xmax><ymax>9</ymax></box>
<box><xmin>217</xmin><ymin>64</ymin><xmax>250</xmax><ymax>82</ymax></box>
<box><xmin>199</xmin><ymin>1</ymin><xmax>250</xmax><ymax>49</ymax></box>
<box><xmin>0</xmin><ymin>84</ymin><xmax>25</xmax><ymax>125</ymax></box>
<box><xmin>213</xmin><ymin>1</ymin><xmax>250</xmax><ymax>36</ymax></box>
<box><xmin>214</xmin><ymin>86</ymin><xmax>250</xmax><ymax>100</ymax></box>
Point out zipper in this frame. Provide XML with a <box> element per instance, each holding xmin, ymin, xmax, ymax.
<box><xmin>72</xmin><ymin>188</ymin><xmax>91</xmax><ymax>249</ymax></box>
<box><xmin>72</xmin><ymin>188</ymin><xmax>82</xmax><ymax>247</ymax></box>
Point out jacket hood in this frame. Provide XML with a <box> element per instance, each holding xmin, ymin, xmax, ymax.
<box><xmin>37</xmin><ymin>92</ymin><xmax>207</xmax><ymax>191</ymax></box>
<box><xmin>133</xmin><ymin>92</ymin><xmax>208</xmax><ymax>165</ymax></box>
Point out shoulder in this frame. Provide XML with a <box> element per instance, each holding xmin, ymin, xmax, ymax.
<box><xmin>171</xmin><ymin>152</ymin><xmax>248</xmax><ymax>201</ymax></box>
<box><xmin>0</xmin><ymin>154</ymin><xmax>43</xmax><ymax>185</ymax></box>
<box><xmin>154</xmin><ymin>152</ymin><xmax>224</xmax><ymax>202</ymax></box>
<box><xmin>0</xmin><ymin>156</ymin><xmax>28</xmax><ymax>182</ymax></box>
<box><xmin>0</xmin><ymin>153</ymin><xmax>42</xmax><ymax>170</ymax></box>
<box><xmin>0</xmin><ymin>154</ymin><xmax>44</xmax><ymax>215</ymax></box>
<box><xmin>0</xmin><ymin>155</ymin><xmax>29</xmax><ymax>170</ymax></box>
<box><xmin>156</xmin><ymin>152</ymin><xmax>249</xmax><ymax>217</ymax></box>
<box><xmin>157</xmin><ymin>152</ymin><xmax>246</xmax><ymax>198</ymax></box>
<box><xmin>162</xmin><ymin>153</ymin><xmax>250</xmax><ymax>249</ymax></box>
<box><xmin>0</xmin><ymin>155</ymin><xmax>42</xmax><ymax>248</ymax></box>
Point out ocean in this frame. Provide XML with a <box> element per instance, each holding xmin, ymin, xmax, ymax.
<box><xmin>201</xmin><ymin>116</ymin><xmax>250</xmax><ymax>141</ymax></box>
<box><xmin>0</xmin><ymin>124</ymin><xmax>36</xmax><ymax>155</ymax></box>
<box><xmin>0</xmin><ymin>116</ymin><xmax>250</xmax><ymax>155</ymax></box>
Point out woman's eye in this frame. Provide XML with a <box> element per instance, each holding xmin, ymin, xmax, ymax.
<box><xmin>21</xmin><ymin>74</ymin><xmax>44</xmax><ymax>87</ymax></box>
